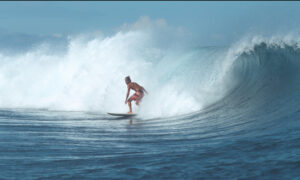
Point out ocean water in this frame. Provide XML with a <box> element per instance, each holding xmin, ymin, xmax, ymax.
<box><xmin>0</xmin><ymin>28</ymin><xmax>300</xmax><ymax>179</ymax></box>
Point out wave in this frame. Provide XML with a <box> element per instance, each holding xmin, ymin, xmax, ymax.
<box><xmin>0</xmin><ymin>22</ymin><xmax>227</xmax><ymax>117</ymax></box>
<box><xmin>201</xmin><ymin>36</ymin><xmax>300</xmax><ymax>120</ymax></box>
<box><xmin>0</xmin><ymin>23</ymin><xmax>300</xmax><ymax>118</ymax></box>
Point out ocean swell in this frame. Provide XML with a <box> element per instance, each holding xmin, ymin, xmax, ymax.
<box><xmin>0</xmin><ymin>28</ymin><xmax>300</xmax><ymax>118</ymax></box>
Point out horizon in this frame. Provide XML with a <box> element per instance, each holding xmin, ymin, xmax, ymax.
<box><xmin>0</xmin><ymin>1</ymin><xmax>300</xmax><ymax>47</ymax></box>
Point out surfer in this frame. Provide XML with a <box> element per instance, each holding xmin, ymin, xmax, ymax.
<box><xmin>125</xmin><ymin>76</ymin><xmax>148</xmax><ymax>114</ymax></box>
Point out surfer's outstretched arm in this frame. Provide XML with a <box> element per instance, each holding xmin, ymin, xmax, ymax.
<box><xmin>125</xmin><ymin>86</ymin><xmax>130</xmax><ymax>104</ymax></box>
<box><xmin>141</xmin><ymin>86</ymin><xmax>148</xmax><ymax>94</ymax></box>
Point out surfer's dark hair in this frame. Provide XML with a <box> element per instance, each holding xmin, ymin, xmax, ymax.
<box><xmin>125</xmin><ymin>76</ymin><xmax>131</xmax><ymax>83</ymax></box>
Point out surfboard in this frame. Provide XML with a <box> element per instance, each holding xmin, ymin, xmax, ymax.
<box><xmin>107</xmin><ymin>112</ymin><xmax>137</xmax><ymax>117</ymax></box>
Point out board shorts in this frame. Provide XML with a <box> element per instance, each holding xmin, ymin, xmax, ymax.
<box><xmin>129</xmin><ymin>91</ymin><xmax>144</xmax><ymax>102</ymax></box>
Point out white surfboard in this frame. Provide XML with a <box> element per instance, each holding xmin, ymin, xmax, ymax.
<box><xmin>107</xmin><ymin>112</ymin><xmax>137</xmax><ymax>117</ymax></box>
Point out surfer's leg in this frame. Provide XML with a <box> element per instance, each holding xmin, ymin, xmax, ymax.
<box><xmin>127</xmin><ymin>95</ymin><xmax>135</xmax><ymax>113</ymax></box>
<box><xmin>136</xmin><ymin>99</ymin><xmax>141</xmax><ymax>105</ymax></box>
<box><xmin>135</xmin><ymin>92</ymin><xmax>144</xmax><ymax>105</ymax></box>
<box><xmin>127</xmin><ymin>100</ymin><xmax>132</xmax><ymax>113</ymax></box>
<box><xmin>135</xmin><ymin>98</ymin><xmax>140</xmax><ymax>105</ymax></box>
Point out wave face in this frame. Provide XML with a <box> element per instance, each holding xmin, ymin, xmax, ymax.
<box><xmin>205</xmin><ymin>37</ymin><xmax>300</xmax><ymax>116</ymax></box>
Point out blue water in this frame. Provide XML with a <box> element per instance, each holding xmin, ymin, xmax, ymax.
<box><xmin>1</xmin><ymin>103</ymin><xmax>299</xmax><ymax>179</ymax></box>
<box><xmin>1</xmin><ymin>96</ymin><xmax>300</xmax><ymax>179</ymax></box>
<box><xmin>1</xmin><ymin>38</ymin><xmax>300</xmax><ymax>179</ymax></box>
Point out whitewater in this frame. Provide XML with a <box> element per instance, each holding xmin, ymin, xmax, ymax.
<box><xmin>1</xmin><ymin>18</ymin><xmax>300</xmax><ymax>179</ymax></box>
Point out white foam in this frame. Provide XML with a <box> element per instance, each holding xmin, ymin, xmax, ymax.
<box><xmin>4</xmin><ymin>17</ymin><xmax>286</xmax><ymax>118</ymax></box>
<box><xmin>0</xmin><ymin>17</ymin><xmax>216</xmax><ymax>118</ymax></box>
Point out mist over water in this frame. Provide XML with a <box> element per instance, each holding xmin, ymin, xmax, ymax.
<box><xmin>0</xmin><ymin>17</ymin><xmax>229</xmax><ymax>117</ymax></box>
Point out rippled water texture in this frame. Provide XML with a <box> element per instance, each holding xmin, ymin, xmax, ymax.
<box><xmin>0</xmin><ymin>102</ymin><xmax>300</xmax><ymax>179</ymax></box>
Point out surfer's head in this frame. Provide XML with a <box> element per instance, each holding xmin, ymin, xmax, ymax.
<box><xmin>125</xmin><ymin>76</ymin><xmax>131</xmax><ymax>84</ymax></box>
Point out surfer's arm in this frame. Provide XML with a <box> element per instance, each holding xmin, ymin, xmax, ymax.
<box><xmin>125</xmin><ymin>87</ymin><xmax>130</xmax><ymax>104</ymax></box>
<box><xmin>141</xmin><ymin>86</ymin><xmax>148</xmax><ymax>94</ymax></box>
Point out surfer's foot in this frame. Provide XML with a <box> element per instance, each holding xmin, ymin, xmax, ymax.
<box><xmin>127</xmin><ymin>111</ymin><xmax>132</xmax><ymax>114</ymax></box>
